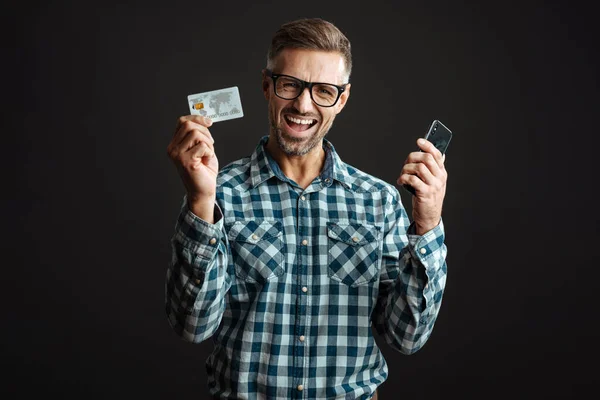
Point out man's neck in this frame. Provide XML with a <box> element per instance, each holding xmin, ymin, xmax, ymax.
<box><xmin>266</xmin><ymin>137</ymin><xmax>326</xmax><ymax>189</ymax></box>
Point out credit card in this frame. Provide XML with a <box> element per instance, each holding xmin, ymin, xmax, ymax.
<box><xmin>187</xmin><ymin>86</ymin><xmax>244</xmax><ymax>123</ymax></box>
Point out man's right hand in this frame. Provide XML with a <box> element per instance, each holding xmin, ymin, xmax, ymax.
<box><xmin>167</xmin><ymin>115</ymin><xmax>218</xmax><ymax>223</ymax></box>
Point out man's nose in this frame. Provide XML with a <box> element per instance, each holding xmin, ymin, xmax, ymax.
<box><xmin>293</xmin><ymin>88</ymin><xmax>314</xmax><ymax>114</ymax></box>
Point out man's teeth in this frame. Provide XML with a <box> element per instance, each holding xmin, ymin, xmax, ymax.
<box><xmin>286</xmin><ymin>116</ymin><xmax>315</xmax><ymax>125</ymax></box>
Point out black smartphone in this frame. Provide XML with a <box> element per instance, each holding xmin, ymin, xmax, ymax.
<box><xmin>403</xmin><ymin>119</ymin><xmax>453</xmax><ymax>195</ymax></box>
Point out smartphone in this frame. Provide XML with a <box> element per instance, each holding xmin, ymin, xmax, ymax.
<box><xmin>403</xmin><ymin>119</ymin><xmax>453</xmax><ymax>195</ymax></box>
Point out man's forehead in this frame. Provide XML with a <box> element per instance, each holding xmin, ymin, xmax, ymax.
<box><xmin>273</xmin><ymin>48</ymin><xmax>347</xmax><ymax>83</ymax></box>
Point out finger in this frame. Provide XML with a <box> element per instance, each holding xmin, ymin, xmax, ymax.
<box><xmin>405</xmin><ymin>151</ymin><xmax>441</xmax><ymax>177</ymax></box>
<box><xmin>173</xmin><ymin>120</ymin><xmax>214</xmax><ymax>148</ymax></box>
<box><xmin>401</xmin><ymin>162</ymin><xmax>435</xmax><ymax>185</ymax></box>
<box><xmin>179</xmin><ymin>129</ymin><xmax>215</xmax><ymax>155</ymax></box>
<box><xmin>175</xmin><ymin>115</ymin><xmax>213</xmax><ymax>131</ymax></box>
<box><xmin>417</xmin><ymin>138</ymin><xmax>444</xmax><ymax>169</ymax></box>
<box><xmin>168</xmin><ymin>128</ymin><xmax>215</xmax><ymax>163</ymax></box>
<box><xmin>397</xmin><ymin>173</ymin><xmax>427</xmax><ymax>194</ymax></box>
<box><xmin>175</xmin><ymin>120</ymin><xmax>214</xmax><ymax>144</ymax></box>
<box><xmin>187</xmin><ymin>141</ymin><xmax>214</xmax><ymax>166</ymax></box>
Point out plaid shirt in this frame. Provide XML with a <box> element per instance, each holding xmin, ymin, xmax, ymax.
<box><xmin>166</xmin><ymin>136</ymin><xmax>447</xmax><ymax>399</ymax></box>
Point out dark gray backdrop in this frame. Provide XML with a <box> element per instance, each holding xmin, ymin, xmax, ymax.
<box><xmin>6</xmin><ymin>0</ymin><xmax>599</xmax><ymax>399</ymax></box>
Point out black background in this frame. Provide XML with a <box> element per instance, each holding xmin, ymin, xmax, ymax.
<box><xmin>5</xmin><ymin>0</ymin><xmax>600</xmax><ymax>399</ymax></box>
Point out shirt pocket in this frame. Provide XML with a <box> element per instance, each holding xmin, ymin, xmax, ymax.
<box><xmin>327</xmin><ymin>222</ymin><xmax>382</xmax><ymax>287</ymax></box>
<box><xmin>227</xmin><ymin>220</ymin><xmax>285</xmax><ymax>284</ymax></box>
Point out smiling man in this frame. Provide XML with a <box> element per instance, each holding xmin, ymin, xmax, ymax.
<box><xmin>166</xmin><ymin>18</ymin><xmax>448</xmax><ymax>399</ymax></box>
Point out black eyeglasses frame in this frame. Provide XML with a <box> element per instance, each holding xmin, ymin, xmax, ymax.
<box><xmin>264</xmin><ymin>69</ymin><xmax>349</xmax><ymax>108</ymax></box>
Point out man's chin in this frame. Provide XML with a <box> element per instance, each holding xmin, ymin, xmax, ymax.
<box><xmin>276</xmin><ymin>129</ymin><xmax>316</xmax><ymax>156</ymax></box>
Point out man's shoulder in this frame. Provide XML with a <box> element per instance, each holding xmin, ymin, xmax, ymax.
<box><xmin>340</xmin><ymin>160</ymin><xmax>399</xmax><ymax>198</ymax></box>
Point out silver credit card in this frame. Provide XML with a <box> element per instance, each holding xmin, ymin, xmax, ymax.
<box><xmin>187</xmin><ymin>86</ymin><xmax>244</xmax><ymax>123</ymax></box>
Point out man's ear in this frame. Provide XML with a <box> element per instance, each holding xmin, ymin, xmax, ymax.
<box><xmin>261</xmin><ymin>69</ymin><xmax>270</xmax><ymax>100</ymax></box>
<box><xmin>334</xmin><ymin>83</ymin><xmax>351</xmax><ymax>115</ymax></box>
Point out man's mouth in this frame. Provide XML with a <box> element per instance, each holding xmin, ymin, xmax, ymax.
<box><xmin>284</xmin><ymin>115</ymin><xmax>318</xmax><ymax>133</ymax></box>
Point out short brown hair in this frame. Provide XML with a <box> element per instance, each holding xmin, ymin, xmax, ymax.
<box><xmin>266</xmin><ymin>18</ymin><xmax>352</xmax><ymax>82</ymax></box>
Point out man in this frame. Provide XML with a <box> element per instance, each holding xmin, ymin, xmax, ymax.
<box><xmin>166</xmin><ymin>17</ymin><xmax>448</xmax><ymax>399</ymax></box>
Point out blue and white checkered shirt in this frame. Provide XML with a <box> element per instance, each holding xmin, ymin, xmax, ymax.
<box><xmin>166</xmin><ymin>136</ymin><xmax>447</xmax><ymax>399</ymax></box>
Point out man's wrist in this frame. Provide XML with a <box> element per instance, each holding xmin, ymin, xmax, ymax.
<box><xmin>188</xmin><ymin>197</ymin><xmax>216</xmax><ymax>224</ymax></box>
<box><xmin>414</xmin><ymin>219</ymin><xmax>440</xmax><ymax>236</ymax></box>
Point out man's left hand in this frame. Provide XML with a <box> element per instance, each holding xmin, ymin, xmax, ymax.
<box><xmin>397</xmin><ymin>138</ymin><xmax>448</xmax><ymax>236</ymax></box>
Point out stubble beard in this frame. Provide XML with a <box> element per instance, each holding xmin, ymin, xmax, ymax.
<box><xmin>269</xmin><ymin>108</ymin><xmax>334</xmax><ymax>157</ymax></box>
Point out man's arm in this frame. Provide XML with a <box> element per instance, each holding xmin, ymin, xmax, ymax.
<box><xmin>165</xmin><ymin>115</ymin><xmax>231</xmax><ymax>342</ymax></box>
<box><xmin>373</xmin><ymin>188</ymin><xmax>447</xmax><ymax>354</ymax></box>
<box><xmin>165</xmin><ymin>198</ymin><xmax>232</xmax><ymax>343</ymax></box>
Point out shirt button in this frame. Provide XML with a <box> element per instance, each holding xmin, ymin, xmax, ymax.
<box><xmin>302</xmin><ymin>239</ymin><xmax>308</xmax><ymax>245</ymax></box>
<box><xmin>252</xmin><ymin>234</ymin><xmax>259</xmax><ymax>240</ymax></box>
<box><xmin>209</xmin><ymin>238</ymin><xmax>217</xmax><ymax>245</ymax></box>
<box><xmin>352</xmin><ymin>237</ymin><xmax>359</xmax><ymax>243</ymax></box>
<box><xmin>299</xmin><ymin>335</ymin><xmax>305</xmax><ymax>342</ymax></box>
<box><xmin>301</xmin><ymin>195</ymin><xmax>306</xmax><ymax>201</ymax></box>
<box><xmin>302</xmin><ymin>286</ymin><xmax>308</xmax><ymax>293</ymax></box>
<box><xmin>420</xmin><ymin>247</ymin><xmax>427</xmax><ymax>254</ymax></box>
<box><xmin>194</xmin><ymin>279</ymin><xmax>201</xmax><ymax>285</ymax></box>
<box><xmin>297</xmin><ymin>385</ymin><xmax>304</xmax><ymax>391</ymax></box>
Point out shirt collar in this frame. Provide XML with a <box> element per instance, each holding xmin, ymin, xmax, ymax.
<box><xmin>249</xmin><ymin>136</ymin><xmax>352</xmax><ymax>190</ymax></box>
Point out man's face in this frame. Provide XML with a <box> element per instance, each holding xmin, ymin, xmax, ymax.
<box><xmin>262</xmin><ymin>48</ymin><xmax>351</xmax><ymax>156</ymax></box>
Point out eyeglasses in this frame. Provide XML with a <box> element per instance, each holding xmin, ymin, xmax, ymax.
<box><xmin>265</xmin><ymin>69</ymin><xmax>348</xmax><ymax>107</ymax></box>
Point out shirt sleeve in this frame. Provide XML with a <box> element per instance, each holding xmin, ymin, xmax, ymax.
<box><xmin>165</xmin><ymin>196</ymin><xmax>232</xmax><ymax>343</ymax></box>
<box><xmin>373</xmin><ymin>187</ymin><xmax>448</xmax><ymax>354</ymax></box>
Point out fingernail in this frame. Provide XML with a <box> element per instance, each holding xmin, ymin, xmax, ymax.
<box><xmin>418</xmin><ymin>138</ymin><xmax>426</xmax><ymax>145</ymax></box>
<box><xmin>206</xmin><ymin>118</ymin><xmax>213</xmax><ymax>126</ymax></box>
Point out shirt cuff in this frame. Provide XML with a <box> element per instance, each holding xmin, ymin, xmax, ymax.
<box><xmin>174</xmin><ymin>201</ymin><xmax>224</xmax><ymax>260</ymax></box>
<box><xmin>407</xmin><ymin>218</ymin><xmax>445</xmax><ymax>265</ymax></box>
